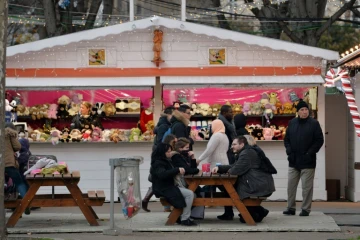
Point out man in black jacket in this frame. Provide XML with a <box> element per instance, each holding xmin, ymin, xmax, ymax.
<box><xmin>152</xmin><ymin>106</ymin><xmax>175</xmax><ymax>151</ymax></box>
<box><xmin>283</xmin><ymin>99</ymin><xmax>324</xmax><ymax>217</ymax></box>
<box><xmin>218</xmin><ymin>105</ymin><xmax>237</xmax><ymax>165</ymax></box>
<box><xmin>170</xmin><ymin>105</ymin><xmax>194</xmax><ymax>147</ymax></box>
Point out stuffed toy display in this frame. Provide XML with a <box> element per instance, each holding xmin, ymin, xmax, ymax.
<box><xmin>115</xmin><ymin>99</ymin><xmax>129</xmax><ymax>113</ymax></box>
<box><xmin>139</xmin><ymin>99</ymin><xmax>154</xmax><ymax>133</ymax></box>
<box><xmin>47</xmin><ymin>104</ymin><xmax>58</xmax><ymax>119</ymax></box>
<box><xmin>70</xmin><ymin>129</ymin><xmax>82</xmax><ymax>142</ymax></box>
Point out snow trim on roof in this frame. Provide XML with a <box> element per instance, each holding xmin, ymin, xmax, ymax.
<box><xmin>7</xmin><ymin>17</ymin><xmax>338</xmax><ymax>60</ymax></box>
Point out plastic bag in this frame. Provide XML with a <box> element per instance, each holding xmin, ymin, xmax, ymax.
<box><xmin>116</xmin><ymin>170</ymin><xmax>141</xmax><ymax>219</ymax></box>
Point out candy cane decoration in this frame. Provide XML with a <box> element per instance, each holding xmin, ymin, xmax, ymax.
<box><xmin>325</xmin><ymin>67</ymin><xmax>360</xmax><ymax>138</ymax></box>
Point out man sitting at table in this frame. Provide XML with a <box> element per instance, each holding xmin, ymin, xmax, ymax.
<box><xmin>212</xmin><ymin>135</ymin><xmax>276</xmax><ymax>223</ymax></box>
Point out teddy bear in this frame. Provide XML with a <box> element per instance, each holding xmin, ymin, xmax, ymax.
<box><xmin>103</xmin><ymin>102</ymin><xmax>116</xmax><ymax>116</ymax></box>
<box><xmin>283</xmin><ymin>102</ymin><xmax>293</xmax><ymax>114</ymax></box>
<box><xmin>50</xmin><ymin>129</ymin><xmax>62</xmax><ymax>145</ymax></box>
<box><xmin>232</xmin><ymin>103</ymin><xmax>242</xmax><ymax>115</ymax></box>
<box><xmin>140</xmin><ymin>130</ymin><xmax>152</xmax><ymax>141</ymax></box>
<box><xmin>57</xmin><ymin>95</ymin><xmax>70</xmax><ymax>119</ymax></box>
<box><xmin>289</xmin><ymin>91</ymin><xmax>299</xmax><ymax>103</ymax></box>
<box><xmin>93</xmin><ymin>102</ymin><xmax>105</xmax><ymax>117</ymax></box>
<box><xmin>16</xmin><ymin>104</ymin><xmax>26</xmax><ymax>116</ymax></box>
<box><xmin>70</xmin><ymin>129</ymin><xmax>82</xmax><ymax>142</ymax></box>
<box><xmin>242</xmin><ymin>102</ymin><xmax>252</xmax><ymax>116</ymax></box>
<box><xmin>251</xmin><ymin>102</ymin><xmax>262</xmax><ymax>115</ymax></box>
<box><xmin>101</xmin><ymin>129</ymin><xmax>111</xmax><ymax>142</ymax></box>
<box><xmin>91</xmin><ymin>127</ymin><xmax>102</xmax><ymax>142</ymax></box>
<box><xmin>129</xmin><ymin>128</ymin><xmax>141</xmax><ymax>142</ymax></box>
<box><xmin>263</xmin><ymin>127</ymin><xmax>274</xmax><ymax>141</ymax></box>
<box><xmin>252</xmin><ymin>126</ymin><xmax>264</xmax><ymax>141</ymax></box>
<box><xmin>269</xmin><ymin>92</ymin><xmax>279</xmax><ymax>105</ymax></box>
<box><xmin>60</xmin><ymin>127</ymin><xmax>71</xmax><ymax>143</ymax></box>
<box><xmin>274</xmin><ymin>102</ymin><xmax>283</xmax><ymax>115</ymax></box>
<box><xmin>41</xmin><ymin>104</ymin><xmax>50</xmax><ymax>119</ymax></box>
<box><xmin>47</xmin><ymin>103</ymin><xmax>58</xmax><ymax>119</ymax></box>
<box><xmin>68</xmin><ymin>102</ymin><xmax>80</xmax><ymax>116</ymax></box>
<box><xmin>272</xmin><ymin>125</ymin><xmax>282</xmax><ymax>140</ymax></box>
<box><xmin>211</xmin><ymin>103</ymin><xmax>221</xmax><ymax>117</ymax></box>
<box><xmin>9</xmin><ymin>100</ymin><xmax>18</xmax><ymax>122</ymax></box>
<box><xmin>110</xmin><ymin>129</ymin><xmax>127</xmax><ymax>143</ymax></box>
<box><xmin>260</xmin><ymin>93</ymin><xmax>269</xmax><ymax>107</ymax></box>
<box><xmin>263</xmin><ymin>103</ymin><xmax>276</xmax><ymax>122</ymax></box>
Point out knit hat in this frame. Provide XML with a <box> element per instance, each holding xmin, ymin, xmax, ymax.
<box><xmin>211</xmin><ymin>119</ymin><xmax>225</xmax><ymax>134</ymax></box>
<box><xmin>296</xmin><ymin>99</ymin><xmax>309</xmax><ymax>111</ymax></box>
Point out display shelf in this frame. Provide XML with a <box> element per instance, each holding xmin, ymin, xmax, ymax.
<box><xmin>17</xmin><ymin>112</ymin><xmax>141</xmax><ymax>120</ymax></box>
<box><xmin>190</xmin><ymin>114</ymin><xmax>217</xmax><ymax>119</ymax></box>
<box><xmin>29</xmin><ymin>140</ymin><xmax>153</xmax><ymax>144</ymax></box>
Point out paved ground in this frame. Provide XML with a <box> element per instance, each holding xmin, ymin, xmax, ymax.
<box><xmin>6</xmin><ymin>201</ymin><xmax>360</xmax><ymax>240</ymax></box>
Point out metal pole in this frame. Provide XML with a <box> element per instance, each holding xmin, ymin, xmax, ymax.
<box><xmin>110</xmin><ymin>164</ymin><xmax>114</xmax><ymax>229</ymax></box>
<box><xmin>181</xmin><ymin>0</ymin><xmax>186</xmax><ymax>21</ymax></box>
<box><xmin>129</xmin><ymin>0</ymin><xmax>134</xmax><ymax>21</ymax></box>
<box><xmin>0</xmin><ymin>0</ymin><xmax>8</xmax><ymax>239</ymax></box>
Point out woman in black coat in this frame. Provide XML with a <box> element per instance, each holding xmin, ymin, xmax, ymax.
<box><xmin>151</xmin><ymin>143</ymin><xmax>197</xmax><ymax>226</ymax></box>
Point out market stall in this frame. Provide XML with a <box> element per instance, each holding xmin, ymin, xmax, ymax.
<box><xmin>6</xmin><ymin>16</ymin><xmax>338</xmax><ymax>201</ymax></box>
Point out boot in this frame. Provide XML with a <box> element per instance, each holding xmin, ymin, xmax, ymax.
<box><xmin>142</xmin><ymin>187</ymin><xmax>153</xmax><ymax>212</ymax></box>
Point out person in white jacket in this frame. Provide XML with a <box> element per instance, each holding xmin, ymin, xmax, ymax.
<box><xmin>198</xmin><ymin>119</ymin><xmax>229</xmax><ymax>169</ymax></box>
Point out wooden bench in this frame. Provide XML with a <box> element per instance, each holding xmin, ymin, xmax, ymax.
<box><xmin>160</xmin><ymin>172</ymin><xmax>262</xmax><ymax>226</ymax></box>
<box><xmin>5</xmin><ymin>171</ymin><xmax>106</xmax><ymax>227</ymax></box>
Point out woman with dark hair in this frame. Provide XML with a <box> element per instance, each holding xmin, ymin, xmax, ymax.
<box><xmin>5</xmin><ymin>122</ymin><xmax>30</xmax><ymax>215</ymax></box>
<box><xmin>142</xmin><ymin>134</ymin><xmax>177</xmax><ymax>212</ymax></box>
<box><xmin>151</xmin><ymin>143</ymin><xmax>197</xmax><ymax>226</ymax></box>
<box><xmin>171</xmin><ymin>138</ymin><xmax>200</xmax><ymax>179</ymax></box>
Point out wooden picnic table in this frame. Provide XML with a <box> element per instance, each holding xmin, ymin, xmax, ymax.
<box><xmin>165</xmin><ymin>171</ymin><xmax>257</xmax><ymax>226</ymax></box>
<box><xmin>5</xmin><ymin>170</ymin><xmax>105</xmax><ymax>227</ymax></box>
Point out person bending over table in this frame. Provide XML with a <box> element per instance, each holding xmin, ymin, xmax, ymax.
<box><xmin>212</xmin><ymin>135</ymin><xmax>276</xmax><ymax>223</ymax></box>
<box><xmin>151</xmin><ymin>143</ymin><xmax>197</xmax><ymax>226</ymax></box>
<box><xmin>71</xmin><ymin>101</ymin><xmax>103</xmax><ymax>131</ymax></box>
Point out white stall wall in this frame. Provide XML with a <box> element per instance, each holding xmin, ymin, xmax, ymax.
<box><xmin>6</xmin><ymin>28</ymin><xmax>323</xmax><ymax>69</ymax></box>
<box><xmin>30</xmin><ymin>139</ymin><xmax>327</xmax><ymax>202</ymax></box>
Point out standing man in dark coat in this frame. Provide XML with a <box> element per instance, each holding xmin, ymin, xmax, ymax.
<box><xmin>234</xmin><ymin>113</ymin><xmax>249</xmax><ymax>136</ymax></box>
<box><xmin>283</xmin><ymin>99</ymin><xmax>324</xmax><ymax>217</ymax></box>
<box><xmin>218</xmin><ymin>105</ymin><xmax>237</xmax><ymax>164</ymax></box>
<box><xmin>152</xmin><ymin>106</ymin><xmax>175</xmax><ymax>151</ymax></box>
<box><xmin>170</xmin><ymin>105</ymin><xmax>194</xmax><ymax>148</ymax></box>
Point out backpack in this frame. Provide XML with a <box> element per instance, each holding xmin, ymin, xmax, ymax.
<box><xmin>161</xmin><ymin>122</ymin><xmax>180</xmax><ymax>142</ymax></box>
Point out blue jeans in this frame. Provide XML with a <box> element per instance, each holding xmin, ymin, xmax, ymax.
<box><xmin>5</xmin><ymin>167</ymin><xmax>29</xmax><ymax>198</ymax></box>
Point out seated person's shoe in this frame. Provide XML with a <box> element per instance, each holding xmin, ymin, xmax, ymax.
<box><xmin>299</xmin><ymin>210</ymin><xmax>309</xmax><ymax>216</ymax></box>
<box><xmin>24</xmin><ymin>208</ymin><xmax>31</xmax><ymax>215</ymax></box>
<box><xmin>217</xmin><ymin>213</ymin><xmax>234</xmax><ymax>220</ymax></box>
<box><xmin>263</xmin><ymin>208</ymin><xmax>269</xmax><ymax>218</ymax></box>
<box><xmin>283</xmin><ymin>209</ymin><xmax>295</xmax><ymax>215</ymax></box>
<box><xmin>176</xmin><ymin>217</ymin><xmax>181</xmax><ymax>224</ymax></box>
<box><xmin>181</xmin><ymin>218</ymin><xmax>197</xmax><ymax>226</ymax></box>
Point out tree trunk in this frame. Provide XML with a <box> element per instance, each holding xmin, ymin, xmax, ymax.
<box><xmin>212</xmin><ymin>0</ymin><xmax>231</xmax><ymax>30</ymax></box>
<box><xmin>102</xmin><ymin>0</ymin><xmax>113</xmax><ymax>23</ymax></box>
<box><xmin>61</xmin><ymin>0</ymin><xmax>73</xmax><ymax>33</ymax></box>
<box><xmin>85</xmin><ymin>0</ymin><xmax>102</xmax><ymax>30</ymax></box>
<box><xmin>43</xmin><ymin>0</ymin><xmax>58</xmax><ymax>37</ymax></box>
<box><xmin>0</xmin><ymin>0</ymin><xmax>8</xmax><ymax>239</ymax></box>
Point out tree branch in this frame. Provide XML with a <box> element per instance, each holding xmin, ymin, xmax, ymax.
<box><xmin>278</xmin><ymin>21</ymin><xmax>303</xmax><ymax>43</ymax></box>
<box><xmin>316</xmin><ymin>0</ymin><xmax>356</xmax><ymax>37</ymax></box>
<box><xmin>351</xmin><ymin>8</ymin><xmax>360</xmax><ymax>18</ymax></box>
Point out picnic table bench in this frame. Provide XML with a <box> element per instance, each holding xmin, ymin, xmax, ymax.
<box><xmin>5</xmin><ymin>170</ymin><xmax>105</xmax><ymax>227</ymax></box>
<box><xmin>160</xmin><ymin>171</ymin><xmax>266</xmax><ymax>226</ymax></box>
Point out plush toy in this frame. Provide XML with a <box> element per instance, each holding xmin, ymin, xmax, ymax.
<box><xmin>58</xmin><ymin>95</ymin><xmax>71</xmax><ymax>106</ymax></box>
<box><xmin>94</xmin><ymin>102</ymin><xmax>105</xmax><ymax>116</ymax></box>
<box><xmin>115</xmin><ymin>99</ymin><xmax>129</xmax><ymax>113</ymax></box>
<box><xmin>274</xmin><ymin>102</ymin><xmax>283</xmax><ymax>115</ymax></box>
<box><xmin>252</xmin><ymin>127</ymin><xmax>264</xmax><ymax>141</ymax></box>
<box><xmin>211</xmin><ymin>103</ymin><xmax>221</xmax><ymax>117</ymax></box>
<box><xmin>263</xmin><ymin>128</ymin><xmax>273</xmax><ymax>141</ymax></box>
<box><xmin>273</xmin><ymin>126</ymin><xmax>282</xmax><ymax>140</ymax></box>
<box><xmin>91</xmin><ymin>127</ymin><xmax>102</xmax><ymax>142</ymax></box>
<box><xmin>5</xmin><ymin>99</ymin><xmax>13</xmax><ymax>122</ymax></box>
<box><xmin>50</xmin><ymin>129</ymin><xmax>62</xmax><ymax>145</ymax></box>
<box><xmin>109</xmin><ymin>129</ymin><xmax>122</xmax><ymax>143</ymax></box>
<box><xmin>41</xmin><ymin>104</ymin><xmax>50</xmax><ymax>119</ymax></box>
<box><xmin>260</xmin><ymin>93</ymin><xmax>269</xmax><ymax>106</ymax></box>
<box><xmin>9</xmin><ymin>100</ymin><xmax>18</xmax><ymax>122</ymax></box>
<box><xmin>283</xmin><ymin>102</ymin><xmax>293</xmax><ymax>114</ymax></box>
<box><xmin>289</xmin><ymin>91</ymin><xmax>299</xmax><ymax>103</ymax></box>
<box><xmin>129</xmin><ymin>128</ymin><xmax>141</xmax><ymax>142</ymax></box>
<box><xmin>243</xmin><ymin>102</ymin><xmax>251</xmax><ymax>116</ymax></box>
<box><xmin>47</xmin><ymin>103</ymin><xmax>58</xmax><ymax>119</ymax></box>
<box><xmin>60</xmin><ymin>127</ymin><xmax>71</xmax><ymax>143</ymax></box>
<box><xmin>103</xmin><ymin>102</ymin><xmax>116</xmax><ymax>116</ymax></box>
<box><xmin>232</xmin><ymin>103</ymin><xmax>242</xmax><ymax>115</ymax></box>
<box><xmin>57</xmin><ymin>103</ymin><xmax>69</xmax><ymax>119</ymax></box>
<box><xmin>82</xmin><ymin>129</ymin><xmax>92</xmax><ymax>142</ymax></box>
<box><xmin>198</xmin><ymin>103</ymin><xmax>210</xmax><ymax>116</ymax></box>
<box><xmin>263</xmin><ymin>103</ymin><xmax>276</xmax><ymax>123</ymax></box>
<box><xmin>251</xmin><ymin>102</ymin><xmax>262</xmax><ymax>115</ymax></box>
<box><xmin>269</xmin><ymin>92</ymin><xmax>279</xmax><ymax>105</ymax></box>
<box><xmin>198</xmin><ymin>128</ymin><xmax>210</xmax><ymax>140</ymax></box>
<box><xmin>16</xmin><ymin>104</ymin><xmax>26</xmax><ymax>116</ymax></box>
<box><xmin>70</xmin><ymin>129</ymin><xmax>82</xmax><ymax>142</ymax></box>
<box><xmin>68</xmin><ymin>102</ymin><xmax>80</xmax><ymax>116</ymax></box>
<box><xmin>140</xmin><ymin>130</ymin><xmax>152</xmax><ymax>141</ymax></box>
<box><xmin>190</xmin><ymin>103</ymin><xmax>197</xmax><ymax>116</ymax></box>
<box><xmin>71</xmin><ymin>93</ymin><xmax>82</xmax><ymax>104</ymax></box>
<box><xmin>101</xmin><ymin>129</ymin><xmax>111</xmax><ymax>142</ymax></box>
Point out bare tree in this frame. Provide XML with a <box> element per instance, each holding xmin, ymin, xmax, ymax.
<box><xmin>0</xmin><ymin>0</ymin><xmax>8</xmax><ymax>239</ymax></box>
<box><xmin>103</xmin><ymin>0</ymin><xmax>113</xmax><ymax>22</ymax></box>
<box><xmin>85</xmin><ymin>0</ymin><xmax>102</xmax><ymax>29</ymax></box>
<box><xmin>245</xmin><ymin>0</ymin><xmax>357</xmax><ymax>46</ymax></box>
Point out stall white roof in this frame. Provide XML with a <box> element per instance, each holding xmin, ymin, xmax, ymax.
<box><xmin>7</xmin><ymin>17</ymin><xmax>338</xmax><ymax>60</ymax></box>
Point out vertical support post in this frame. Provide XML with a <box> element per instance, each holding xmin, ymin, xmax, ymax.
<box><xmin>109</xmin><ymin>163</ymin><xmax>114</xmax><ymax>229</ymax></box>
<box><xmin>153</xmin><ymin>77</ymin><xmax>162</xmax><ymax>125</ymax></box>
<box><xmin>129</xmin><ymin>0</ymin><xmax>134</xmax><ymax>21</ymax></box>
<box><xmin>181</xmin><ymin>0</ymin><xmax>186</xmax><ymax>21</ymax></box>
